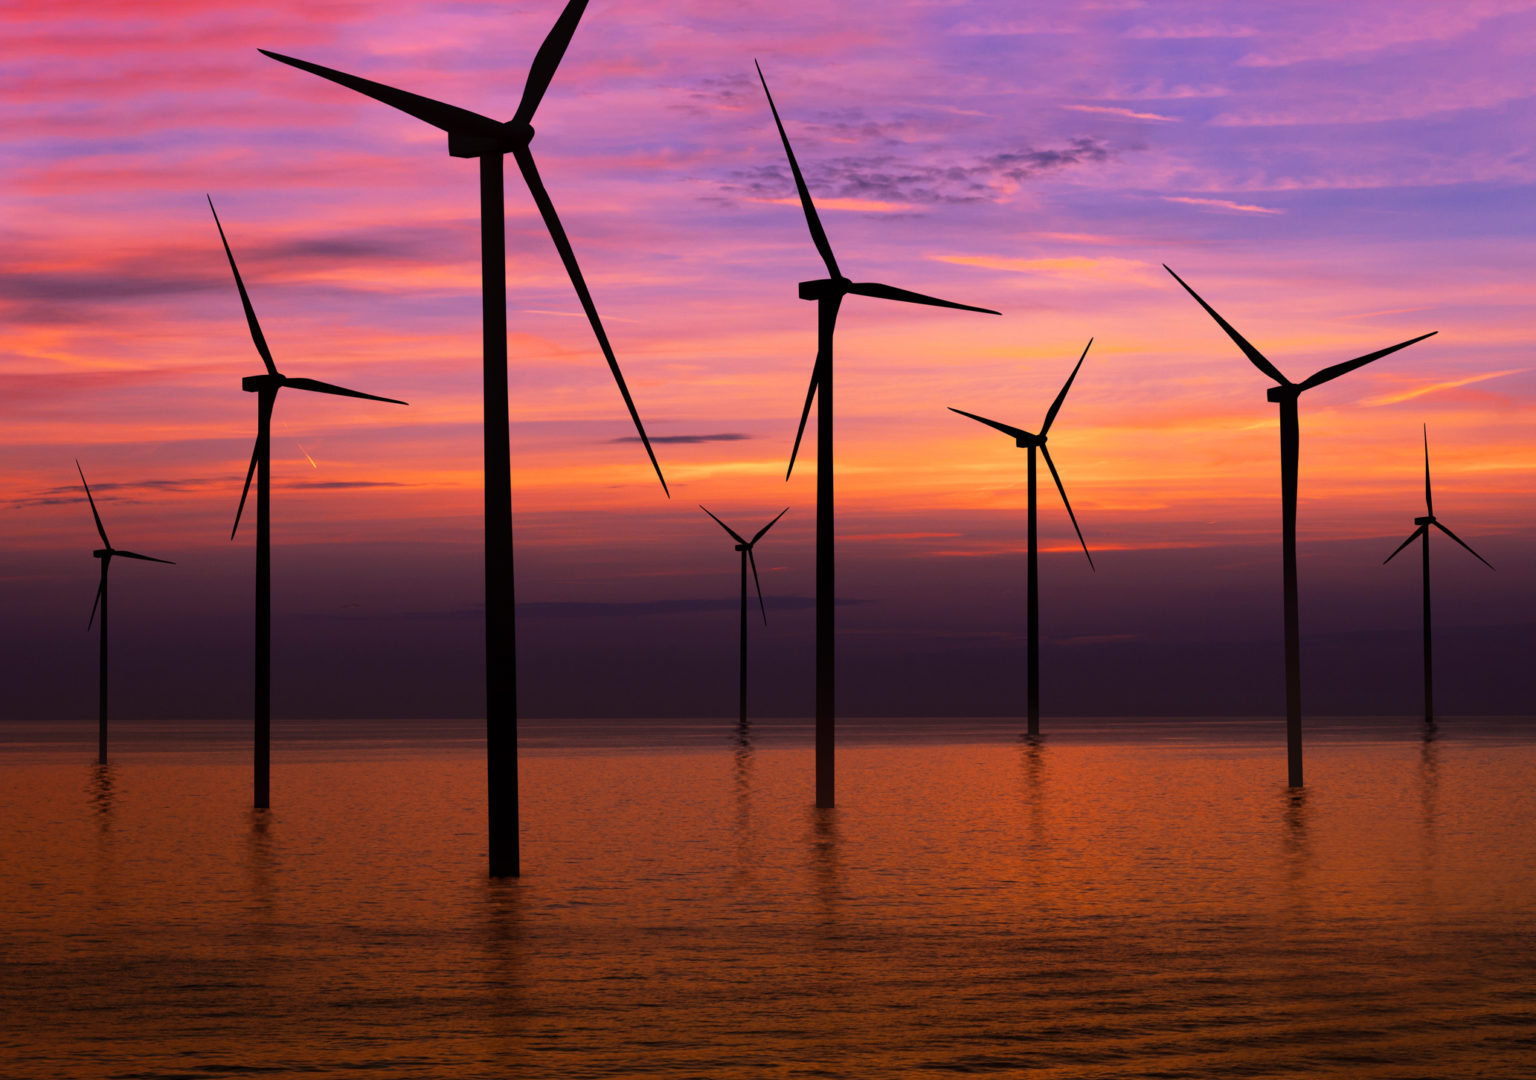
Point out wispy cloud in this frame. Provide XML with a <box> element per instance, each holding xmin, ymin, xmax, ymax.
<box><xmin>1063</xmin><ymin>104</ymin><xmax>1180</xmax><ymax>122</ymax></box>
<box><xmin>931</xmin><ymin>254</ymin><xmax>1152</xmax><ymax>281</ymax></box>
<box><xmin>12</xmin><ymin>476</ymin><xmax>220</xmax><ymax>509</ymax></box>
<box><xmin>1162</xmin><ymin>195</ymin><xmax>1284</xmax><ymax>215</ymax></box>
<box><xmin>610</xmin><ymin>433</ymin><xmax>751</xmax><ymax>445</ymax></box>
<box><xmin>1364</xmin><ymin>369</ymin><xmax>1524</xmax><ymax>406</ymax></box>
<box><xmin>754</xmin><ymin>196</ymin><xmax>915</xmax><ymax>213</ymax></box>
<box><xmin>1124</xmin><ymin>22</ymin><xmax>1257</xmax><ymax>39</ymax></box>
<box><xmin>726</xmin><ymin>138</ymin><xmax>1113</xmax><ymax>207</ymax></box>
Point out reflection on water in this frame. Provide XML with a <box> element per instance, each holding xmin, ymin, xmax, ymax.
<box><xmin>1017</xmin><ymin>733</ymin><xmax>1047</xmax><ymax>852</ymax></box>
<box><xmin>1280</xmin><ymin>784</ymin><xmax>1313</xmax><ymax>917</ymax></box>
<box><xmin>246</xmin><ymin>808</ymin><xmax>276</xmax><ymax>919</ymax></box>
<box><xmin>1420</xmin><ymin>720</ymin><xmax>1442</xmax><ymax>831</ymax></box>
<box><xmin>5</xmin><ymin>726</ymin><xmax>1536</xmax><ymax>1078</ymax></box>
<box><xmin>807</xmin><ymin>804</ymin><xmax>841</xmax><ymax>922</ymax></box>
<box><xmin>86</xmin><ymin>762</ymin><xmax>115</xmax><ymax>824</ymax></box>
<box><xmin>732</xmin><ymin>719</ymin><xmax>756</xmax><ymax>880</ymax></box>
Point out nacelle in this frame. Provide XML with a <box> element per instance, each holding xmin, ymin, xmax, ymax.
<box><xmin>449</xmin><ymin>125</ymin><xmax>533</xmax><ymax>158</ymax></box>
<box><xmin>798</xmin><ymin>278</ymin><xmax>849</xmax><ymax>302</ymax></box>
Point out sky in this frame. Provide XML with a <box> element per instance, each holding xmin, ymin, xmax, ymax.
<box><xmin>3</xmin><ymin>0</ymin><xmax>1533</xmax><ymax>724</ymax></box>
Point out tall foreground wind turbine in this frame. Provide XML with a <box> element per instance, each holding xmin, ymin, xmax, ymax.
<box><xmin>950</xmin><ymin>341</ymin><xmax>1095</xmax><ymax>735</ymax></box>
<box><xmin>77</xmin><ymin>462</ymin><xmax>173</xmax><ymax>765</ymax></box>
<box><xmin>758</xmin><ymin>63</ymin><xmax>998</xmax><ymax>808</ymax></box>
<box><xmin>263</xmin><ymin>0</ymin><xmax>667</xmax><ymax>877</ymax></box>
<box><xmin>1383</xmin><ymin>425</ymin><xmax>1493</xmax><ymax>723</ymax></box>
<box><xmin>701</xmin><ymin>506</ymin><xmax>788</xmax><ymax>727</ymax></box>
<box><xmin>1165</xmin><ymin>266</ymin><xmax>1436</xmax><ymax>786</ymax></box>
<box><xmin>210</xmin><ymin>199</ymin><xmax>406</xmax><ymax>810</ymax></box>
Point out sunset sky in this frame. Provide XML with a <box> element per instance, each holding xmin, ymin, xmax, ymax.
<box><xmin>4</xmin><ymin>0</ymin><xmax>1533</xmax><ymax>724</ymax></box>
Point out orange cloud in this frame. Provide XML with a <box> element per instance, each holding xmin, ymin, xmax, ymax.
<box><xmin>1363</xmin><ymin>369</ymin><xmax>1524</xmax><ymax>406</ymax></box>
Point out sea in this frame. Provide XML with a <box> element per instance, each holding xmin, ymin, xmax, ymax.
<box><xmin>2</xmin><ymin>715</ymin><xmax>1534</xmax><ymax>1078</ymax></box>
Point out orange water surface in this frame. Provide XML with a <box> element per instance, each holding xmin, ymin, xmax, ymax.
<box><xmin>2</xmin><ymin>718</ymin><xmax>1534</xmax><ymax>1078</ymax></box>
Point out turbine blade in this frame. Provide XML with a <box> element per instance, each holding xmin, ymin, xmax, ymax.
<box><xmin>88</xmin><ymin>575</ymin><xmax>104</xmax><ymax>631</ymax></box>
<box><xmin>258</xmin><ymin>50</ymin><xmax>500</xmax><ymax>136</ymax></box>
<box><xmin>514</xmin><ymin>0</ymin><xmax>588</xmax><ymax>125</ymax></box>
<box><xmin>75</xmin><ymin>460</ymin><xmax>110</xmax><ymax>548</ymax></box>
<box><xmin>786</xmin><ymin>357</ymin><xmax>820</xmax><ymax>480</ymax></box>
<box><xmin>1383</xmin><ymin>525</ymin><xmax>1426</xmax><ymax>565</ymax></box>
<box><xmin>1297</xmin><ymin>331</ymin><xmax>1437</xmax><ymax>392</ymax></box>
<box><xmin>1432</xmin><ymin>520</ymin><xmax>1494</xmax><ymax>570</ymax></box>
<box><xmin>1164</xmin><ymin>265</ymin><xmax>1289</xmax><ymax>386</ymax></box>
<box><xmin>114</xmin><ymin>550</ymin><xmax>175</xmax><ymax>565</ymax></box>
<box><xmin>1041</xmin><ymin>338</ymin><xmax>1091</xmax><ymax>436</ymax></box>
<box><xmin>847</xmin><ymin>281</ymin><xmax>999</xmax><ymax>316</ymax></box>
<box><xmin>232</xmin><ymin>393</ymin><xmax>274</xmax><ymax>539</ymax></box>
<box><xmin>283</xmin><ymin>377</ymin><xmax>407</xmax><ymax>405</ymax></box>
<box><xmin>208</xmin><ymin>197</ymin><xmax>278</xmax><ymax>377</ymax></box>
<box><xmin>748</xmin><ymin>547</ymin><xmax>767</xmax><ymax>625</ymax></box>
<box><xmin>1423</xmin><ymin>423</ymin><xmax>1433</xmax><ymax>517</ymax></box>
<box><xmin>699</xmin><ymin>504</ymin><xmax>747</xmax><ymax>546</ymax></box>
<box><xmin>948</xmin><ymin>407</ymin><xmax>1031</xmax><ymax>442</ymax></box>
<box><xmin>1042</xmin><ymin>446</ymin><xmax>1094</xmax><ymax>570</ymax></box>
<box><xmin>755</xmin><ymin>61</ymin><xmax>839</xmax><ymax>279</ymax></box>
<box><xmin>513</xmin><ymin>145</ymin><xmax>669</xmax><ymax>497</ymax></box>
<box><xmin>751</xmin><ymin>506</ymin><xmax>790</xmax><ymax>545</ymax></box>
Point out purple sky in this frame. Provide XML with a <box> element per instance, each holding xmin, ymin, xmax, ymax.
<box><xmin>3</xmin><ymin>0</ymin><xmax>1533</xmax><ymax>723</ymax></box>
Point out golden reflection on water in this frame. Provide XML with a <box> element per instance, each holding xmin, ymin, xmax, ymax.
<box><xmin>3</xmin><ymin>731</ymin><xmax>1536</xmax><ymax>1077</ymax></box>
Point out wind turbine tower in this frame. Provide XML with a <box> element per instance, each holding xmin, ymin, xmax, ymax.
<box><xmin>949</xmin><ymin>341</ymin><xmax>1095</xmax><ymax>734</ymax></box>
<box><xmin>262</xmin><ymin>0</ymin><xmax>667</xmax><ymax>876</ymax></box>
<box><xmin>701</xmin><ymin>505</ymin><xmax>788</xmax><ymax>727</ymax></box>
<box><xmin>1166</xmin><ymin>265</ymin><xmax>1436</xmax><ymax>786</ymax></box>
<box><xmin>1383</xmin><ymin>425</ymin><xmax>1493</xmax><ymax>723</ymax></box>
<box><xmin>758</xmin><ymin>62</ymin><xmax>998</xmax><ymax>807</ymax></box>
<box><xmin>77</xmin><ymin>462</ymin><xmax>173</xmax><ymax>764</ymax></box>
<box><xmin>210</xmin><ymin>198</ymin><xmax>406</xmax><ymax>810</ymax></box>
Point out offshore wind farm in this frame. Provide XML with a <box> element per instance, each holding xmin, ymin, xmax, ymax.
<box><xmin>3</xmin><ymin>0</ymin><xmax>1535</xmax><ymax>1076</ymax></box>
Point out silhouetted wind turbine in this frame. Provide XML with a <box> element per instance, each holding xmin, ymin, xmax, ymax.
<box><xmin>758</xmin><ymin>62</ymin><xmax>998</xmax><ymax>808</ymax></box>
<box><xmin>1166</xmin><ymin>265</ymin><xmax>1436</xmax><ymax>786</ymax></box>
<box><xmin>1383</xmin><ymin>425</ymin><xmax>1493</xmax><ymax>723</ymax></box>
<box><xmin>701</xmin><ymin>505</ymin><xmax>788</xmax><ymax>727</ymax></box>
<box><xmin>210</xmin><ymin>198</ymin><xmax>406</xmax><ymax>810</ymax></box>
<box><xmin>263</xmin><ymin>0</ymin><xmax>667</xmax><ymax>876</ymax></box>
<box><xmin>77</xmin><ymin>461</ymin><xmax>173</xmax><ymax>765</ymax></box>
<box><xmin>950</xmin><ymin>340</ymin><xmax>1095</xmax><ymax>736</ymax></box>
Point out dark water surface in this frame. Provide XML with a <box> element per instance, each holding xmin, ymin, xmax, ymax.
<box><xmin>3</xmin><ymin>717</ymin><xmax>1534</xmax><ymax>1078</ymax></box>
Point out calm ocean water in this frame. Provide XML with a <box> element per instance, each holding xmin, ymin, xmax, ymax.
<box><xmin>3</xmin><ymin>716</ymin><xmax>1534</xmax><ymax>1078</ymax></box>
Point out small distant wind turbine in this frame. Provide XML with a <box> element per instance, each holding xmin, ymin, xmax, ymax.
<box><xmin>758</xmin><ymin>62</ymin><xmax>999</xmax><ymax>808</ymax></box>
<box><xmin>950</xmin><ymin>340</ymin><xmax>1095</xmax><ymax>736</ymax></box>
<box><xmin>263</xmin><ymin>0</ymin><xmax>668</xmax><ymax>877</ymax></box>
<box><xmin>701</xmin><ymin>505</ymin><xmax>789</xmax><ymax>727</ymax></box>
<box><xmin>1383</xmin><ymin>425</ymin><xmax>1493</xmax><ymax>724</ymax></box>
<box><xmin>210</xmin><ymin>198</ymin><xmax>406</xmax><ymax>810</ymax></box>
<box><xmin>77</xmin><ymin>461</ymin><xmax>173</xmax><ymax>765</ymax></box>
<box><xmin>1165</xmin><ymin>265</ymin><xmax>1436</xmax><ymax>786</ymax></box>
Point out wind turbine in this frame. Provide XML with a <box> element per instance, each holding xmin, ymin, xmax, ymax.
<box><xmin>210</xmin><ymin>198</ymin><xmax>406</xmax><ymax>811</ymax></box>
<box><xmin>758</xmin><ymin>62</ymin><xmax>999</xmax><ymax>808</ymax></box>
<box><xmin>262</xmin><ymin>0</ymin><xmax>667</xmax><ymax>877</ymax></box>
<box><xmin>950</xmin><ymin>340</ymin><xmax>1095</xmax><ymax>735</ymax></box>
<box><xmin>1383</xmin><ymin>425</ymin><xmax>1493</xmax><ymax>724</ymax></box>
<box><xmin>77</xmin><ymin>461</ymin><xmax>173</xmax><ymax>764</ymax></box>
<box><xmin>700</xmin><ymin>505</ymin><xmax>789</xmax><ymax>728</ymax></box>
<box><xmin>1165</xmin><ymin>265</ymin><xmax>1436</xmax><ymax>786</ymax></box>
